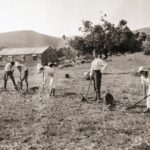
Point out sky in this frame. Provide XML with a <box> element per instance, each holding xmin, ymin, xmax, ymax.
<box><xmin>0</xmin><ymin>0</ymin><xmax>150</xmax><ymax>37</ymax></box>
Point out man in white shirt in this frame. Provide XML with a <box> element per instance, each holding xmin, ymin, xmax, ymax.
<box><xmin>3</xmin><ymin>61</ymin><xmax>18</xmax><ymax>90</ymax></box>
<box><xmin>138</xmin><ymin>66</ymin><xmax>150</xmax><ymax>113</ymax></box>
<box><xmin>37</xmin><ymin>63</ymin><xmax>56</xmax><ymax>96</ymax></box>
<box><xmin>15</xmin><ymin>62</ymin><xmax>28</xmax><ymax>92</ymax></box>
<box><xmin>89</xmin><ymin>50</ymin><xmax>107</xmax><ymax>102</ymax></box>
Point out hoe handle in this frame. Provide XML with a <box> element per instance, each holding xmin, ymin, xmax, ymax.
<box><xmin>126</xmin><ymin>95</ymin><xmax>150</xmax><ymax>110</ymax></box>
<box><xmin>85</xmin><ymin>78</ymin><xmax>92</xmax><ymax>100</ymax></box>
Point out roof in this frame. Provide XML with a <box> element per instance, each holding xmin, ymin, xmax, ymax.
<box><xmin>0</xmin><ymin>46</ymin><xmax>50</xmax><ymax>56</ymax></box>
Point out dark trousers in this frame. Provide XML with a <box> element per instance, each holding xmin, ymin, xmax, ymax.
<box><xmin>93</xmin><ymin>70</ymin><xmax>102</xmax><ymax>100</ymax></box>
<box><xmin>3</xmin><ymin>71</ymin><xmax>17</xmax><ymax>90</ymax></box>
<box><xmin>20</xmin><ymin>69</ymin><xmax>29</xmax><ymax>91</ymax></box>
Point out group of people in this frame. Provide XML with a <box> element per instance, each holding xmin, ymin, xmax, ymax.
<box><xmin>3</xmin><ymin>60</ymin><xmax>55</xmax><ymax>96</ymax></box>
<box><xmin>3</xmin><ymin>61</ymin><xmax>29</xmax><ymax>91</ymax></box>
<box><xmin>87</xmin><ymin>50</ymin><xmax>150</xmax><ymax>113</ymax></box>
<box><xmin>2</xmin><ymin>49</ymin><xmax>150</xmax><ymax>113</ymax></box>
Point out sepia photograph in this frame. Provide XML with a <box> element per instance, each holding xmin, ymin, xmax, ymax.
<box><xmin>0</xmin><ymin>0</ymin><xmax>150</xmax><ymax>149</ymax></box>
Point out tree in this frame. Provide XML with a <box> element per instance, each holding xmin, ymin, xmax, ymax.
<box><xmin>69</xmin><ymin>14</ymin><xmax>147</xmax><ymax>59</ymax></box>
<box><xmin>143</xmin><ymin>35</ymin><xmax>150</xmax><ymax>55</ymax></box>
<box><xmin>57</xmin><ymin>47</ymin><xmax>77</xmax><ymax>60</ymax></box>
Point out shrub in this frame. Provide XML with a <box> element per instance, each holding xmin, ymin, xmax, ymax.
<box><xmin>57</xmin><ymin>47</ymin><xmax>77</xmax><ymax>60</ymax></box>
<box><xmin>144</xmin><ymin>49</ymin><xmax>150</xmax><ymax>55</ymax></box>
<box><xmin>143</xmin><ymin>40</ymin><xmax>150</xmax><ymax>55</ymax></box>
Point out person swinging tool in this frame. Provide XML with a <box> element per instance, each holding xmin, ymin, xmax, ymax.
<box><xmin>15</xmin><ymin>62</ymin><xmax>29</xmax><ymax>92</ymax></box>
<box><xmin>3</xmin><ymin>61</ymin><xmax>18</xmax><ymax>91</ymax></box>
<box><xmin>89</xmin><ymin>50</ymin><xmax>107</xmax><ymax>102</ymax></box>
<box><xmin>37</xmin><ymin>63</ymin><xmax>56</xmax><ymax>96</ymax></box>
<box><xmin>138</xmin><ymin>66</ymin><xmax>150</xmax><ymax>113</ymax></box>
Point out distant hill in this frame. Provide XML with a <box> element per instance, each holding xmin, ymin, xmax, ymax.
<box><xmin>135</xmin><ymin>27</ymin><xmax>150</xmax><ymax>35</ymax></box>
<box><xmin>0</xmin><ymin>30</ymin><xmax>68</xmax><ymax>48</ymax></box>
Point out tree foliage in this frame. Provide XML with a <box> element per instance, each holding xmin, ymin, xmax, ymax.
<box><xmin>143</xmin><ymin>35</ymin><xmax>150</xmax><ymax>55</ymax></box>
<box><xmin>57</xmin><ymin>47</ymin><xmax>77</xmax><ymax>60</ymax></box>
<box><xmin>69</xmin><ymin>15</ymin><xmax>147</xmax><ymax>59</ymax></box>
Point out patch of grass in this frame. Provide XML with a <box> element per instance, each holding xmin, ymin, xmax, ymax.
<box><xmin>0</xmin><ymin>53</ymin><xmax>150</xmax><ymax>149</ymax></box>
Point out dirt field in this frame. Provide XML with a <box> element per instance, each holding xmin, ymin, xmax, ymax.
<box><xmin>0</xmin><ymin>52</ymin><xmax>150</xmax><ymax>150</ymax></box>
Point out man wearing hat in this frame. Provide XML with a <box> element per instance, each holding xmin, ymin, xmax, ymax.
<box><xmin>15</xmin><ymin>62</ymin><xmax>28</xmax><ymax>92</ymax></box>
<box><xmin>3</xmin><ymin>61</ymin><xmax>18</xmax><ymax>90</ymax></box>
<box><xmin>37</xmin><ymin>63</ymin><xmax>56</xmax><ymax>96</ymax></box>
<box><xmin>138</xmin><ymin>66</ymin><xmax>150</xmax><ymax>113</ymax></box>
<box><xmin>89</xmin><ymin>50</ymin><xmax>107</xmax><ymax>102</ymax></box>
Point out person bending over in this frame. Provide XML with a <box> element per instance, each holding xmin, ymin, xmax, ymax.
<box><xmin>15</xmin><ymin>62</ymin><xmax>28</xmax><ymax>92</ymax></box>
<box><xmin>138</xmin><ymin>66</ymin><xmax>150</xmax><ymax>113</ymax></box>
<box><xmin>37</xmin><ymin>63</ymin><xmax>56</xmax><ymax>96</ymax></box>
<box><xmin>3</xmin><ymin>61</ymin><xmax>18</xmax><ymax>91</ymax></box>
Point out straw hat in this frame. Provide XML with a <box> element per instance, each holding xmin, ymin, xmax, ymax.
<box><xmin>138</xmin><ymin>66</ymin><xmax>148</xmax><ymax>73</ymax></box>
<box><xmin>37</xmin><ymin>63</ymin><xmax>43</xmax><ymax>71</ymax></box>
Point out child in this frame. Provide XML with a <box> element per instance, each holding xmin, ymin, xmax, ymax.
<box><xmin>138</xmin><ymin>66</ymin><xmax>150</xmax><ymax>113</ymax></box>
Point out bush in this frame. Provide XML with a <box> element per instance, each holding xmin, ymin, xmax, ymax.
<box><xmin>144</xmin><ymin>49</ymin><xmax>150</xmax><ymax>55</ymax></box>
<box><xmin>57</xmin><ymin>47</ymin><xmax>77</xmax><ymax>60</ymax></box>
<box><xmin>143</xmin><ymin>40</ymin><xmax>150</xmax><ymax>55</ymax></box>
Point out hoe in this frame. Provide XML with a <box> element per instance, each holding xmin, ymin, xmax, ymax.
<box><xmin>126</xmin><ymin>95</ymin><xmax>150</xmax><ymax>110</ymax></box>
<box><xmin>81</xmin><ymin>78</ymin><xmax>92</xmax><ymax>103</ymax></box>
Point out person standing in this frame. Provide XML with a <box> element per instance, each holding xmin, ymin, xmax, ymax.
<box><xmin>3</xmin><ymin>61</ymin><xmax>18</xmax><ymax>90</ymax></box>
<box><xmin>89</xmin><ymin>50</ymin><xmax>107</xmax><ymax>102</ymax></box>
<box><xmin>37</xmin><ymin>63</ymin><xmax>56</xmax><ymax>96</ymax></box>
<box><xmin>138</xmin><ymin>66</ymin><xmax>150</xmax><ymax>113</ymax></box>
<box><xmin>15</xmin><ymin>62</ymin><xmax>29</xmax><ymax>92</ymax></box>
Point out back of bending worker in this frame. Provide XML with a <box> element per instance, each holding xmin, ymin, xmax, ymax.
<box><xmin>138</xmin><ymin>66</ymin><xmax>150</xmax><ymax>113</ymax></box>
<box><xmin>37</xmin><ymin>63</ymin><xmax>55</xmax><ymax>96</ymax></box>
<box><xmin>15</xmin><ymin>62</ymin><xmax>28</xmax><ymax>92</ymax></box>
<box><xmin>89</xmin><ymin>50</ymin><xmax>107</xmax><ymax>102</ymax></box>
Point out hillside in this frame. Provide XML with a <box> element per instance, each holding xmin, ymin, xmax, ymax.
<box><xmin>135</xmin><ymin>27</ymin><xmax>150</xmax><ymax>35</ymax></box>
<box><xmin>0</xmin><ymin>30</ymin><xmax>67</xmax><ymax>48</ymax></box>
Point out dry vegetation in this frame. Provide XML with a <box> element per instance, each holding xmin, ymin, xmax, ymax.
<box><xmin>0</xmin><ymin>52</ymin><xmax>150</xmax><ymax>150</ymax></box>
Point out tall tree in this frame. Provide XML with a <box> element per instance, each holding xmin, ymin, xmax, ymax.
<box><xmin>69</xmin><ymin>15</ymin><xmax>147</xmax><ymax>59</ymax></box>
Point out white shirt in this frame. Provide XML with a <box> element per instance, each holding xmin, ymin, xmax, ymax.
<box><xmin>141</xmin><ymin>76</ymin><xmax>150</xmax><ymax>88</ymax></box>
<box><xmin>90</xmin><ymin>58</ymin><xmax>107</xmax><ymax>75</ymax></box>
<box><xmin>43</xmin><ymin>66</ymin><xmax>55</xmax><ymax>84</ymax></box>
<box><xmin>44</xmin><ymin>66</ymin><xmax>55</xmax><ymax>77</ymax></box>
<box><xmin>4</xmin><ymin>63</ymin><xmax>15</xmax><ymax>72</ymax></box>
